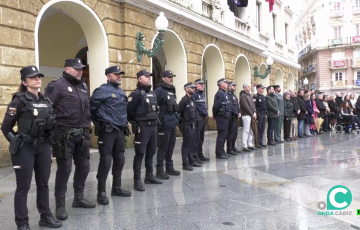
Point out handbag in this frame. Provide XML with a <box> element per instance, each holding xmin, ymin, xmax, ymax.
<box><xmin>310</xmin><ymin>116</ymin><xmax>314</xmax><ymax>124</ymax></box>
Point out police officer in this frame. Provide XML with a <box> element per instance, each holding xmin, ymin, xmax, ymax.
<box><xmin>1</xmin><ymin>66</ymin><xmax>61</xmax><ymax>230</ymax></box>
<box><xmin>90</xmin><ymin>66</ymin><xmax>131</xmax><ymax>205</ymax></box>
<box><xmin>254</xmin><ymin>84</ymin><xmax>268</xmax><ymax>148</ymax></box>
<box><xmin>192</xmin><ymin>79</ymin><xmax>210</xmax><ymax>162</ymax></box>
<box><xmin>127</xmin><ymin>69</ymin><xmax>162</xmax><ymax>191</ymax></box>
<box><xmin>154</xmin><ymin>70</ymin><xmax>181</xmax><ymax>179</ymax></box>
<box><xmin>179</xmin><ymin>82</ymin><xmax>201</xmax><ymax>170</ymax></box>
<box><xmin>45</xmin><ymin>58</ymin><xmax>96</xmax><ymax>221</ymax></box>
<box><xmin>274</xmin><ymin>85</ymin><xmax>284</xmax><ymax>143</ymax></box>
<box><xmin>212</xmin><ymin>78</ymin><xmax>232</xmax><ymax>159</ymax></box>
<box><xmin>226</xmin><ymin>81</ymin><xmax>242</xmax><ymax>155</ymax></box>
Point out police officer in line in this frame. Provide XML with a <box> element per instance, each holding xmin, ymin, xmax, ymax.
<box><xmin>179</xmin><ymin>82</ymin><xmax>201</xmax><ymax>170</ymax></box>
<box><xmin>192</xmin><ymin>79</ymin><xmax>210</xmax><ymax>162</ymax></box>
<box><xmin>154</xmin><ymin>70</ymin><xmax>181</xmax><ymax>179</ymax></box>
<box><xmin>273</xmin><ymin>85</ymin><xmax>284</xmax><ymax>143</ymax></box>
<box><xmin>226</xmin><ymin>81</ymin><xmax>242</xmax><ymax>155</ymax></box>
<box><xmin>1</xmin><ymin>66</ymin><xmax>61</xmax><ymax>230</ymax></box>
<box><xmin>126</xmin><ymin>69</ymin><xmax>162</xmax><ymax>191</ymax></box>
<box><xmin>90</xmin><ymin>66</ymin><xmax>131</xmax><ymax>205</ymax></box>
<box><xmin>212</xmin><ymin>78</ymin><xmax>232</xmax><ymax>159</ymax></box>
<box><xmin>253</xmin><ymin>84</ymin><xmax>268</xmax><ymax>148</ymax></box>
<box><xmin>45</xmin><ymin>58</ymin><xmax>96</xmax><ymax>221</ymax></box>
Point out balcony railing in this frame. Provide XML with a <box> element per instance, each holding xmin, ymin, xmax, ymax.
<box><xmin>351</xmin><ymin>58</ymin><xmax>360</xmax><ymax>68</ymax></box>
<box><xmin>331</xmin><ymin>80</ymin><xmax>347</xmax><ymax>87</ymax></box>
<box><xmin>329</xmin><ymin>37</ymin><xmax>348</xmax><ymax>46</ymax></box>
<box><xmin>298</xmin><ymin>44</ymin><xmax>312</xmax><ymax>59</ymax></box>
<box><xmin>309</xmin><ymin>63</ymin><xmax>316</xmax><ymax>72</ymax></box>
<box><xmin>234</xmin><ymin>17</ymin><xmax>250</xmax><ymax>36</ymax></box>
<box><xmin>259</xmin><ymin>33</ymin><xmax>269</xmax><ymax>46</ymax></box>
<box><xmin>330</xmin><ymin>59</ymin><xmax>348</xmax><ymax>69</ymax></box>
<box><xmin>275</xmin><ymin>41</ymin><xmax>283</xmax><ymax>55</ymax></box>
<box><xmin>330</xmin><ymin>8</ymin><xmax>344</xmax><ymax>18</ymax></box>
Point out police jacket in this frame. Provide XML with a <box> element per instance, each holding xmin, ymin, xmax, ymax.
<box><xmin>253</xmin><ymin>93</ymin><xmax>267</xmax><ymax>114</ymax></box>
<box><xmin>44</xmin><ymin>72</ymin><xmax>91</xmax><ymax>128</ymax></box>
<box><xmin>90</xmin><ymin>81</ymin><xmax>127</xmax><ymax>129</ymax></box>
<box><xmin>1</xmin><ymin>91</ymin><xmax>55</xmax><ymax>142</ymax></box>
<box><xmin>297</xmin><ymin>95</ymin><xmax>307</xmax><ymax>120</ymax></box>
<box><xmin>179</xmin><ymin>95</ymin><xmax>197</xmax><ymax>123</ymax></box>
<box><xmin>127</xmin><ymin>83</ymin><xmax>158</xmax><ymax>122</ymax></box>
<box><xmin>265</xmin><ymin>93</ymin><xmax>279</xmax><ymax>118</ymax></box>
<box><xmin>239</xmin><ymin>90</ymin><xmax>255</xmax><ymax>116</ymax></box>
<box><xmin>284</xmin><ymin>98</ymin><xmax>293</xmax><ymax>119</ymax></box>
<box><xmin>212</xmin><ymin>89</ymin><xmax>232</xmax><ymax>117</ymax></box>
<box><xmin>154</xmin><ymin>82</ymin><xmax>179</xmax><ymax>130</ymax></box>
<box><xmin>275</xmin><ymin>93</ymin><xmax>284</xmax><ymax>116</ymax></box>
<box><xmin>192</xmin><ymin>89</ymin><xmax>208</xmax><ymax>118</ymax></box>
<box><xmin>228</xmin><ymin>90</ymin><xmax>241</xmax><ymax>117</ymax></box>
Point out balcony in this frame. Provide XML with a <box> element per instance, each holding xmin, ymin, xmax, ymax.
<box><xmin>330</xmin><ymin>8</ymin><xmax>344</xmax><ymax>18</ymax></box>
<box><xmin>275</xmin><ymin>41</ymin><xmax>283</xmax><ymax>55</ymax></box>
<box><xmin>330</xmin><ymin>59</ymin><xmax>348</xmax><ymax>70</ymax></box>
<box><xmin>309</xmin><ymin>63</ymin><xmax>317</xmax><ymax>72</ymax></box>
<box><xmin>331</xmin><ymin>80</ymin><xmax>347</xmax><ymax>88</ymax></box>
<box><xmin>298</xmin><ymin>44</ymin><xmax>312</xmax><ymax>59</ymax></box>
<box><xmin>259</xmin><ymin>33</ymin><xmax>269</xmax><ymax>46</ymax></box>
<box><xmin>351</xmin><ymin>36</ymin><xmax>360</xmax><ymax>44</ymax></box>
<box><xmin>329</xmin><ymin>37</ymin><xmax>348</xmax><ymax>47</ymax></box>
<box><xmin>234</xmin><ymin>17</ymin><xmax>250</xmax><ymax>37</ymax></box>
<box><xmin>351</xmin><ymin>58</ymin><xmax>360</xmax><ymax>69</ymax></box>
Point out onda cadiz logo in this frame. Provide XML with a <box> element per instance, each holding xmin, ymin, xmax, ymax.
<box><xmin>318</xmin><ymin>185</ymin><xmax>353</xmax><ymax>216</ymax></box>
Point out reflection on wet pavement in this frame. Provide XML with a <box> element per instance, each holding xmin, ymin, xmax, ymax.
<box><xmin>1</xmin><ymin>130</ymin><xmax>360</xmax><ymax>229</ymax></box>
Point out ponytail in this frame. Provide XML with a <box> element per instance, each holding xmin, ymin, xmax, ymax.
<box><xmin>17</xmin><ymin>81</ymin><xmax>27</xmax><ymax>93</ymax></box>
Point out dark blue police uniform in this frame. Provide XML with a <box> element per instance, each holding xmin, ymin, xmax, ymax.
<box><xmin>226</xmin><ymin>82</ymin><xmax>241</xmax><ymax>154</ymax></box>
<box><xmin>254</xmin><ymin>84</ymin><xmax>268</xmax><ymax>147</ymax></box>
<box><xmin>90</xmin><ymin>66</ymin><xmax>131</xmax><ymax>205</ymax></box>
<box><xmin>212</xmin><ymin>79</ymin><xmax>232</xmax><ymax>159</ymax></box>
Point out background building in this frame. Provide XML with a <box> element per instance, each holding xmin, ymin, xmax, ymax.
<box><xmin>296</xmin><ymin>0</ymin><xmax>360</xmax><ymax>96</ymax></box>
<box><xmin>0</xmin><ymin>0</ymin><xmax>299</xmax><ymax>166</ymax></box>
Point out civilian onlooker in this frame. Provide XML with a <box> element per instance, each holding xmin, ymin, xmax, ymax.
<box><xmin>304</xmin><ymin>93</ymin><xmax>314</xmax><ymax>137</ymax></box>
<box><xmin>316</xmin><ymin>94</ymin><xmax>326</xmax><ymax>133</ymax></box>
<box><xmin>265</xmin><ymin>86</ymin><xmax>279</xmax><ymax>145</ymax></box>
<box><xmin>289</xmin><ymin>90</ymin><xmax>299</xmax><ymax>139</ymax></box>
<box><xmin>283</xmin><ymin>91</ymin><xmax>293</xmax><ymax>141</ymax></box>
<box><xmin>328</xmin><ymin>95</ymin><xmax>338</xmax><ymax>131</ymax></box>
<box><xmin>310</xmin><ymin>94</ymin><xmax>319</xmax><ymax>135</ymax></box>
<box><xmin>297</xmin><ymin>90</ymin><xmax>307</xmax><ymax>137</ymax></box>
<box><xmin>356</xmin><ymin>95</ymin><xmax>360</xmax><ymax>120</ymax></box>
<box><xmin>335</xmin><ymin>92</ymin><xmax>343</xmax><ymax>108</ymax></box>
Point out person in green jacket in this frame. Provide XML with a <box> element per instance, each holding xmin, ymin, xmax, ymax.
<box><xmin>265</xmin><ymin>86</ymin><xmax>279</xmax><ymax>146</ymax></box>
<box><xmin>283</xmin><ymin>91</ymin><xmax>293</xmax><ymax>141</ymax></box>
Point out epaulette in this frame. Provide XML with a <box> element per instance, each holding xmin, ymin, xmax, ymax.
<box><xmin>52</xmin><ymin>77</ymin><xmax>61</xmax><ymax>82</ymax></box>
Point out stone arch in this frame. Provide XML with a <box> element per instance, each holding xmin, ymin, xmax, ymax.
<box><xmin>287</xmin><ymin>72</ymin><xmax>295</xmax><ymax>91</ymax></box>
<box><xmin>151</xmin><ymin>30</ymin><xmax>187</xmax><ymax>98</ymax></box>
<box><xmin>201</xmin><ymin>44</ymin><xmax>225</xmax><ymax>117</ymax></box>
<box><xmin>35</xmin><ymin>0</ymin><xmax>109</xmax><ymax>94</ymax></box>
<box><xmin>275</xmin><ymin>68</ymin><xmax>283</xmax><ymax>91</ymax></box>
<box><xmin>234</xmin><ymin>54</ymin><xmax>251</xmax><ymax>97</ymax></box>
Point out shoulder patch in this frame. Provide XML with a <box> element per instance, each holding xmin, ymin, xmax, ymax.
<box><xmin>8</xmin><ymin>107</ymin><xmax>16</xmax><ymax>116</ymax></box>
<box><xmin>46</xmin><ymin>86</ymin><xmax>54</xmax><ymax>94</ymax></box>
<box><xmin>128</xmin><ymin>97</ymin><xmax>132</xmax><ymax>102</ymax></box>
<box><xmin>52</xmin><ymin>77</ymin><xmax>61</xmax><ymax>82</ymax></box>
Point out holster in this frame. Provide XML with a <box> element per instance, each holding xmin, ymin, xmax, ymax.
<box><xmin>94</xmin><ymin>122</ymin><xmax>100</xmax><ymax>136</ymax></box>
<box><xmin>179</xmin><ymin>123</ymin><xmax>183</xmax><ymax>134</ymax></box>
<box><xmin>130</xmin><ymin>121</ymin><xmax>137</xmax><ymax>134</ymax></box>
<box><xmin>6</xmin><ymin>133</ymin><xmax>23</xmax><ymax>155</ymax></box>
<box><xmin>124</xmin><ymin>125</ymin><xmax>131</xmax><ymax>136</ymax></box>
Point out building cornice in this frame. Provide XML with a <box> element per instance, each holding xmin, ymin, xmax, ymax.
<box><xmin>295</xmin><ymin>0</ymin><xmax>318</xmax><ymax>26</ymax></box>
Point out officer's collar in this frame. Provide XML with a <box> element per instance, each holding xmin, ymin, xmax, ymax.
<box><xmin>25</xmin><ymin>90</ymin><xmax>40</xmax><ymax>100</ymax></box>
<box><xmin>160</xmin><ymin>82</ymin><xmax>175</xmax><ymax>92</ymax></box>
<box><xmin>219</xmin><ymin>88</ymin><xmax>226</xmax><ymax>92</ymax></box>
<box><xmin>63</xmin><ymin>71</ymin><xmax>83</xmax><ymax>85</ymax></box>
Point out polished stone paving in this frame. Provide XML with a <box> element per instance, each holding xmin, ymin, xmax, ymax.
<box><xmin>2</xmin><ymin>130</ymin><xmax>360</xmax><ymax>229</ymax></box>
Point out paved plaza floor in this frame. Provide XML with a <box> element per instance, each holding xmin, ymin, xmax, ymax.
<box><xmin>2</xmin><ymin>130</ymin><xmax>360</xmax><ymax>229</ymax></box>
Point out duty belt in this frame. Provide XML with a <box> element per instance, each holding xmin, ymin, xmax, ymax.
<box><xmin>138</xmin><ymin>121</ymin><xmax>157</xmax><ymax>126</ymax></box>
<box><xmin>22</xmin><ymin>134</ymin><xmax>47</xmax><ymax>145</ymax></box>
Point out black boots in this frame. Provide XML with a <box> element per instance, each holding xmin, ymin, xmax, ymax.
<box><xmin>17</xmin><ymin>224</ymin><xmax>31</xmax><ymax>230</ymax></box>
<box><xmin>55</xmin><ymin>195</ymin><xmax>68</xmax><ymax>220</ymax></box>
<box><xmin>112</xmin><ymin>177</ymin><xmax>131</xmax><ymax>197</ymax></box>
<box><xmin>72</xmin><ymin>188</ymin><xmax>96</xmax><ymax>208</ymax></box>
<box><xmin>39</xmin><ymin>213</ymin><xmax>62</xmax><ymax>228</ymax></box>
<box><xmin>97</xmin><ymin>180</ymin><xmax>109</xmax><ymax>205</ymax></box>
<box><xmin>144</xmin><ymin>173</ymin><xmax>163</xmax><ymax>184</ymax></box>
<box><xmin>134</xmin><ymin>179</ymin><xmax>145</xmax><ymax>191</ymax></box>
<box><xmin>156</xmin><ymin>168</ymin><xmax>170</xmax><ymax>180</ymax></box>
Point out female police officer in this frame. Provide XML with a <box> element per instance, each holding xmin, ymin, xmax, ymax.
<box><xmin>1</xmin><ymin>66</ymin><xmax>62</xmax><ymax>230</ymax></box>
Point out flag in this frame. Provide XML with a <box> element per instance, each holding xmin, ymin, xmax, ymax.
<box><xmin>266</xmin><ymin>0</ymin><xmax>274</xmax><ymax>12</ymax></box>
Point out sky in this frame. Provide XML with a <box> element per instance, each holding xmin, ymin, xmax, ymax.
<box><xmin>287</xmin><ymin>0</ymin><xmax>307</xmax><ymax>21</ymax></box>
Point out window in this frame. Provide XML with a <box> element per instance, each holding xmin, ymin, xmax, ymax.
<box><xmin>357</xmin><ymin>71</ymin><xmax>360</xmax><ymax>80</ymax></box>
<box><xmin>355</xmin><ymin>50</ymin><xmax>360</xmax><ymax>58</ymax></box>
<box><xmin>357</xmin><ymin>25</ymin><xmax>360</xmax><ymax>36</ymax></box>
<box><xmin>332</xmin><ymin>51</ymin><xmax>344</xmax><ymax>59</ymax></box>
<box><xmin>334</xmin><ymin>2</ymin><xmax>341</xmax><ymax>10</ymax></box>
<box><xmin>334</xmin><ymin>27</ymin><xmax>341</xmax><ymax>39</ymax></box>
<box><xmin>256</xmin><ymin>2</ymin><xmax>261</xmax><ymax>32</ymax></box>
<box><xmin>335</xmin><ymin>72</ymin><xmax>343</xmax><ymax>81</ymax></box>
<box><xmin>356</xmin><ymin>0</ymin><xmax>360</xmax><ymax>8</ymax></box>
<box><xmin>272</xmin><ymin>14</ymin><xmax>277</xmax><ymax>40</ymax></box>
<box><xmin>285</xmin><ymin>23</ymin><xmax>288</xmax><ymax>44</ymax></box>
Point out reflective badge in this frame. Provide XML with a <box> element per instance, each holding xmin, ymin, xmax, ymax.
<box><xmin>32</xmin><ymin>67</ymin><xmax>36</xmax><ymax>71</ymax></box>
<box><xmin>112</xmin><ymin>93</ymin><xmax>116</xmax><ymax>98</ymax></box>
<box><xmin>146</xmin><ymin>98</ymin><xmax>149</xmax><ymax>103</ymax></box>
<box><xmin>259</xmin><ymin>99</ymin><xmax>261</xmax><ymax>102</ymax></box>
<box><xmin>68</xmin><ymin>87</ymin><xmax>73</xmax><ymax>92</ymax></box>
<box><xmin>191</xmin><ymin>102</ymin><xmax>194</xmax><ymax>106</ymax></box>
<box><xmin>199</xmin><ymin>95</ymin><xmax>200</xmax><ymax>99</ymax></box>
<box><xmin>152</xmin><ymin>105</ymin><xmax>156</xmax><ymax>111</ymax></box>
<box><xmin>167</xmin><ymin>95</ymin><xmax>170</xmax><ymax>99</ymax></box>
<box><xmin>117</xmin><ymin>66</ymin><xmax>119</xmax><ymax>70</ymax></box>
<box><xmin>226</xmin><ymin>96</ymin><xmax>228</xmax><ymax>99</ymax></box>
<box><xmin>128</xmin><ymin>97</ymin><xmax>132</xmax><ymax>102</ymax></box>
<box><xmin>233</xmin><ymin>97</ymin><xmax>235</xmax><ymax>100</ymax></box>
<box><xmin>33</xmin><ymin>108</ymin><xmax>38</xmax><ymax>116</ymax></box>
<box><xmin>253</xmin><ymin>99</ymin><xmax>256</xmax><ymax>102</ymax></box>
<box><xmin>8</xmin><ymin>107</ymin><xmax>16</xmax><ymax>116</ymax></box>
<box><xmin>158</xmin><ymin>133</ymin><xmax>164</xmax><ymax>135</ymax></box>
<box><xmin>33</xmin><ymin>104</ymin><xmax>48</xmax><ymax>108</ymax></box>
<box><xmin>78</xmin><ymin>60</ymin><xmax>81</xmax><ymax>63</ymax></box>
<box><xmin>13</xmin><ymin>165</ymin><xmax>21</xmax><ymax>169</ymax></box>
<box><xmin>134</xmin><ymin>141</ymin><xmax>141</xmax><ymax>144</ymax></box>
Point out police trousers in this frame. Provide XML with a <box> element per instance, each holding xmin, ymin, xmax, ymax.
<box><xmin>215</xmin><ymin>116</ymin><xmax>229</xmax><ymax>156</ymax></box>
<box><xmin>274</xmin><ymin>115</ymin><xmax>284</xmax><ymax>142</ymax></box>
<box><xmin>181</xmin><ymin>123</ymin><xmax>196</xmax><ymax>165</ymax></box>
<box><xmin>11</xmin><ymin>142</ymin><xmax>51</xmax><ymax>227</ymax></box>
<box><xmin>97</xmin><ymin>128</ymin><xmax>125</xmax><ymax>181</ymax></box>
<box><xmin>156</xmin><ymin>129</ymin><xmax>176</xmax><ymax>172</ymax></box>
<box><xmin>54</xmin><ymin>133</ymin><xmax>90</xmax><ymax>196</ymax></box>
<box><xmin>194</xmin><ymin>118</ymin><xmax>206</xmax><ymax>157</ymax></box>
<box><xmin>227</xmin><ymin>116</ymin><xmax>238</xmax><ymax>151</ymax></box>
<box><xmin>133</xmin><ymin>123</ymin><xmax>157</xmax><ymax>180</ymax></box>
<box><xmin>257</xmin><ymin>112</ymin><xmax>266</xmax><ymax>145</ymax></box>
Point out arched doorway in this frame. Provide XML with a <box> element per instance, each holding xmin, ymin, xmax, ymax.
<box><xmin>151</xmin><ymin>30</ymin><xmax>187</xmax><ymax>98</ymax></box>
<box><xmin>275</xmin><ymin>68</ymin><xmax>283</xmax><ymax>91</ymax></box>
<box><xmin>234</xmin><ymin>54</ymin><xmax>251</xmax><ymax>97</ymax></box>
<box><xmin>287</xmin><ymin>72</ymin><xmax>294</xmax><ymax>91</ymax></box>
<box><xmin>202</xmin><ymin>45</ymin><xmax>225</xmax><ymax>117</ymax></box>
<box><xmin>35</xmin><ymin>0</ymin><xmax>108</xmax><ymax>94</ymax></box>
<box><xmin>258</xmin><ymin>63</ymin><xmax>270</xmax><ymax>94</ymax></box>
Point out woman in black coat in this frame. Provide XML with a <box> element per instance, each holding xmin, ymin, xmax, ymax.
<box><xmin>328</xmin><ymin>95</ymin><xmax>338</xmax><ymax>130</ymax></box>
<box><xmin>304</xmin><ymin>93</ymin><xmax>314</xmax><ymax>136</ymax></box>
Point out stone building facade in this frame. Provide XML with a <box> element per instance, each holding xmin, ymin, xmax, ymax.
<box><xmin>0</xmin><ymin>0</ymin><xmax>299</xmax><ymax>166</ymax></box>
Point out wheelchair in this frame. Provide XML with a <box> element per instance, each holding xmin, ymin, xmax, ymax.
<box><xmin>335</xmin><ymin>118</ymin><xmax>360</xmax><ymax>133</ymax></box>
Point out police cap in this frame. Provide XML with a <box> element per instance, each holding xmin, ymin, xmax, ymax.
<box><xmin>64</xmin><ymin>58</ymin><xmax>86</xmax><ymax>70</ymax></box>
<box><xmin>105</xmin><ymin>66</ymin><xmax>125</xmax><ymax>75</ymax></box>
<box><xmin>256</xmin><ymin>84</ymin><xmax>265</xmax><ymax>89</ymax></box>
<box><xmin>228</xmin><ymin>81</ymin><xmax>237</xmax><ymax>86</ymax></box>
<box><xmin>184</xmin><ymin>82</ymin><xmax>196</xmax><ymax>89</ymax></box>
<box><xmin>217</xmin><ymin>78</ymin><xmax>229</xmax><ymax>85</ymax></box>
<box><xmin>20</xmin><ymin>66</ymin><xmax>44</xmax><ymax>80</ymax></box>
<box><xmin>194</xmin><ymin>79</ymin><xmax>204</xmax><ymax>84</ymax></box>
<box><xmin>136</xmin><ymin>69</ymin><xmax>154</xmax><ymax>79</ymax></box>
<box><xmin>161</xmin><ymin>70</ymin><xmax>176</xmax><ymax>77</ymax></box>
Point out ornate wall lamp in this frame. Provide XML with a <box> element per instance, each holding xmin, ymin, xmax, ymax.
<box><xmin>136</xmin><ymin>12</ymin><xmax>169</xmax><ymax>62</ymax></box>
<box><xmin>253</xmin><ymin>55</ymin><xmax>274</xmax><ymax>81</ymax></box>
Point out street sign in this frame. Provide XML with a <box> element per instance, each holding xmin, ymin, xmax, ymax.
<box><xmin>356</xmin><ymin>79</ymin><xmax>360</xmax><ymax>86</ymax></box>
